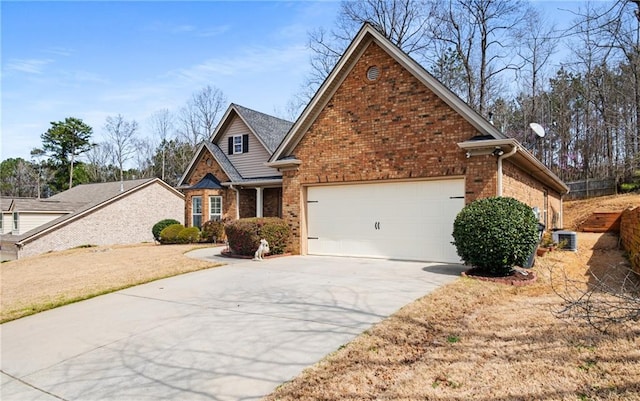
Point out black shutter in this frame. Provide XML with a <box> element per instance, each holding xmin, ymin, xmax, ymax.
<box><xmin>228</xmin><ymin>137</ymin><xmax>233</xmax><ymax>155</ymax></box>
<box><xmin>242</xmin><ymin>134</ymin><xmax>249</xmax><ymax>153</ymax></box>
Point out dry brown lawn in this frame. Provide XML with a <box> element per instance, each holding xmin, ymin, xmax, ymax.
<box><xmin>264</xmin><ymin>233</ymin><xmax>640</xmax><ymax>401</ymax></box>
<box><xmin>264</xmin><ymin>195</ymin><xmax>640</xmax><ymax>401</ymax></box>
<box><xmin>2</xmin><ymin>195</ymin><xmax>639</xmax><ymax>400</ymax></box>
<box><xmin>564</xmin><ymin>193</ymin><xmax>640</xmax><ymax>231</ymax></box>
<box><xmin>0</xmin><ymin>243</ymin><xmax>222</xmax><ymax>323</ymax></box>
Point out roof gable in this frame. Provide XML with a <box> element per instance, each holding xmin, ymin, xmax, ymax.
<box><xmin>8</xmin><ymin>178</ymin><xmax>183</xmax><ymax>244</ymax></box>
<box><xmin>212</xmin><ymin>103</ymin><xmax>293</xmax><ymax>154</ymax></box>
<box><xmin>177</xmin><ymin>141</ymin><xmax>242</xmax><ymax>188</ymax></box>
<box><xmin>188</xmin><ymin>173</ymin><xmax>223</xmax><ymax>189</ymax></box>
<box><xmin>269</xmin><ymin>23</ymin><xmax>505</xmax><ymax>163</ymax></box>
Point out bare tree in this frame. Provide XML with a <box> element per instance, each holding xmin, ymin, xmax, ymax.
<box><xmin>151</xmin><ymin>139</ymin><xmax>194</xmax><ymax>186</ymax></box>
<box><xmin>296</xmin><ymin>0</ymin><xmax>434</xmax><ymax>113</ymax></box>
<box><xmin>133</xmin><ymin>137</ymin><xmax>156</xmax><ymax>179</ymax></box>
<box><xmin>514</xmin><ymin>9</ymin><xmax>559</xmax><ymax>159</ymax></box>
<box><xmin>178</xmin><ymin>85</ymin><xmax>226</xmax><ymax>148</ymax></box>
<box><xmin>581</xmin><ymin>0</ymin><xmax>640</xmax><ymax>179</ymax></box>
<box><xmin>552</xmin><ymin>264</ymin><xmax>640</xmax><ymax>333</ymax></box>
<box><xmin>84</xmin><ymin>142</ymin><xmax>116</xmax><ymax>183</ymax></box>
<box><xmin>426</xmin><ymin>0</ymin><xmax>531</xmax><ymax>115</ymax></box>
<box><xmin>104</xmin><ymin>114</ymin><xmax>139</xmax><ymax>185</ymax></box>
<box><xmin>30</xmin><ymin>148</ymin><xmax>47</xmax><ymax>198</ymax></box>
<box><xmin>148</xmin><ymin>109</ymin><xmax>175</xmax><ymax>181</ymax></box>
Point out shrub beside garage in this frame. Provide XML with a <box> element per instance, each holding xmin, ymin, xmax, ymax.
<box><xmin>225</xmin><ymin>217</ymin><xmax>290</xmax><ymax>256</ymax></box>
<box><xmin>201</xmin><ymin>220</ymin><xmax>225</xmax><ymax>243</ymax></box>
<box><xmin>452</xmin><ymin>196</ymin><xmax>538</xmax><ymax>276</ymax></box>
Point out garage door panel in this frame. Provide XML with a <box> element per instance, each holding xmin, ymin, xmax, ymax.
<box><xmin>307</xmin><ymin>180</ymin><xmax>464</xmax><ymax>263</ymax></box>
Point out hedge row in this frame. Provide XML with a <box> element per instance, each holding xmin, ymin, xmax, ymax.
<box><xmin>158</xmin><ymin>224</ymin><xmax>201</xmax><ymax>244</ymax></box>
<box><xmin>225</xmin><ymin>217</ymin><xmax>290</xmax><ymax>256</ymax></box>
<box><xmin>152</xmin><ymin>218</ymin><xmax>290</xmax><ymax>254</ymax></box>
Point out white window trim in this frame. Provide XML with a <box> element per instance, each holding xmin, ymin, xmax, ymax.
<box><xmin>192</xmin><ymin>196</ymin><xmax>202</xmax><ymax>227</ymax></box>
<box><xmin>233</xmin><ymin>135</ymin><xmax>243</xmax><ymax>154</ymax></box>
<box><xmin>209</xmin><ymin>196</ymin><xmax>222</xmax><ymax>221</ymax></box>
<box><xmin>12</xmin><ymin>212</ymin><xmax>19</xmax><ymax>234</ymax></box>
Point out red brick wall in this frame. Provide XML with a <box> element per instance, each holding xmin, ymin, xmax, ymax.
<box><xmin>264</xmin><ymin>188</ymin><xmax>282</xmax><ymax>217</ymax></box>
<box><xmin>239</xmin><ymin>189</ymin><xmax>256</xmax><ymax>218</ymax></box>
<box><xmin>183</xmin><ymin>150</ymin><xmax>237</xmax><ymax>226</ymax></box>
<box><xmin>280</xmin><ymin>40</ymin><xmax>565</xmax><ymax>255</ymax></box>
<box><xmin>502</xmin><ymin>160</ymin><xmax>563</xmax><ymax>229</ymax></box>
<box><xmin>621</xmin><ymin>207</ymin><xmax>640</xmax><ymax>274</ymax></box>
<box><xmin>281</xmin><ymin>42</ymin><xmax>481</xmax><ymax>254</ymax></box>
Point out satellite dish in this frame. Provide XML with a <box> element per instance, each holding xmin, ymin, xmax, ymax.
<box><xmin>529</xmin><ymin>122</ymin><xmax>546</xmax><ymax>138</ymax></box>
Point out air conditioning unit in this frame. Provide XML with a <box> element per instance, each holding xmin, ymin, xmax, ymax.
<box><xmin>552</xmin><ymin>230</ymin><xmax>578</xmax><ymax>251</ymax></box>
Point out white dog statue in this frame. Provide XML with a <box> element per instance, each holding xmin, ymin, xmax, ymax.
<box><xmin>253</xmin><ymin>239</ymin><xmax>270</xmax><ymax>261</ymax></box>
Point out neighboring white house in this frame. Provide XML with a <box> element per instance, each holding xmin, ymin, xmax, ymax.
<box><xmin>0</xmin><ymin>178</ymin><xmax>184</xmax><ymax>260</ymax></box>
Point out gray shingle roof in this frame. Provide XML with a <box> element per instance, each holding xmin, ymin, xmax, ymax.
<box><xmin>1</xmin><ymin>198</ymin><xmax>83</xmax><ymax>212</ymax></box>
<box><xmin>232</xmin><ymin>104</ymin><xmax>293</xmax><ymax>153</ymax></box>
<box><xmin>48</xmin><ymin>179</ymin><xmax>154</xmax><ymax>205</ymax></box>
<box><xmin>2</xmin><ymin>178</ymin><xmax>177</xmax><ymax>244</ymax></box>
<box><xmin>204</xmin><ymin>142</ymin><xmax>243</xmax><ymax>182</ymax></box>
<box><xmin>188</xmin><ymin>173</ymin><xmax>223</xmax><ymax>189</ymax></box>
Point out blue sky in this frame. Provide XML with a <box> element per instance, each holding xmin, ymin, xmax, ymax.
<box><xmin>2</xmin><ymin>1</ymin><xmax>590</xmax><ymax>163</ymax></box>
<box><xmin>2</xmin><ymin>1</ymin><xmax>341</xmax><ymax>161</ymax></box>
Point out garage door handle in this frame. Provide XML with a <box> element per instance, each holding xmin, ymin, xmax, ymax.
<box><xmin>374</xmin><ymin>222</ymin><xmax>381</xmax><ymax>230</ymax></box>
<box><xmin>308</xmin><ymin>237</ymin><xmax>318</xmax><ymax>240</ymax></box>
<box><xmin>449</xmin><ymin>196</ymin><xmax>464</xmax><ymax>199</ymax></box>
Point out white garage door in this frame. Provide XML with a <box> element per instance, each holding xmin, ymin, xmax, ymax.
<box><xmin>306</xmin><ymin>179</ymin><xmax>465</xmax><ymax>263</ymax></box>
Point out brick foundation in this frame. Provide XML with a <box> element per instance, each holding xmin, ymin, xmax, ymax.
<box><xmin>621</xmin><ymin>207</ymin><xmax>640</xmax><ymax>274</ymax></box>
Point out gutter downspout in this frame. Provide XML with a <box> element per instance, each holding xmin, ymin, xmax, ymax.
<box><xmin>497</xmin><ymin>146</ymin><xmax>518</xmax><ymax>196</ymax></box>
<box><xmin>229</xmin><ymin>184</ymin><xmax>240</xmax><ymax>220</ymax></box>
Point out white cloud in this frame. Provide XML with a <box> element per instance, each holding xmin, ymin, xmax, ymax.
<box><xmin>44</xmin><ymin>47</ymin><xmax>73</xmax><ymax>57</ymax></box>
<box><xmin>196</xmin><ymin>24</ymin><xmax>231</xmax><ymax>37</ymax></box>
<box><xmin>168</xmin><ymin>44</ymin><xmax>310</xmax><ymax>85</ymax></box>
<box><xmin>5</xmin><ymin>58</ymin><xmax>54</xmax><ymax>75</ymax></box>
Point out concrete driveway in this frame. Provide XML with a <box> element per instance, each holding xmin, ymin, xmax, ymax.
<box><xmin>1</xmin><ymin>250</ymin><xmax>464</xmax><ymax>401</ymax></box>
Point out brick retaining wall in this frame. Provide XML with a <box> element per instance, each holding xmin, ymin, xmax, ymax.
<box><xmin>620</xmin><ymin>206</ymin><xmax>640</xmax><ymax>274</ymax></box>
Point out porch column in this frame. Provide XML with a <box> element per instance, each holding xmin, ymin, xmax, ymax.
<box><xmin>255</xmin><ymin>187</ymin><xmax>264</xmax><ymax>218</ymax></box>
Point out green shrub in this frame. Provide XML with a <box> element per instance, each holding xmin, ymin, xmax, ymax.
<box><xmin>619</xmin><ymin>182</ymin><xmax>640</xmax><ymax>193</ymax></box>
<box><xmin>225</xmin><ymin>217</ymin><xmax>291</xmax><ymax>256</ymax></box>
<box><xmin>256</xmin><ymin>218</ymin><xmax>291</xmax><ymax>255</ymax></box>
<box><xmin>201</xmin><ymin>220</ymin><xmax>225</xmax><ymax>243</ymax></box>
<box><xmin>152</xmin><ymin>219</ymin><xmax>181</xmax><ymax>242</ymax></box>
<box><xmin>177</xmin><ymin>227</ymin><xmax>201</xmax><ymax>244</ymax></box>
<box><xmin>159</xmin><ymin>223</ymin><xmax>185</xmax><ymax>244</ymax></box>
<box><xmin>452</xmin><ymin>197</ymin><xmax>538</xmax><ymax>276</ymax></box>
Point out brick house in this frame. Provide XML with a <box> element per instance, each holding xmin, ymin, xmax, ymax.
<box><xmin>180</xmin><ymin>23</ymin><xmax>568</xmax><ymax>263</ymax></box>
<box><xmin>1</xmin><ymin>178</ymin><xmax>184</xmax><ymax>260</ymax></box>
<box><xmin>177</xmin><ymin>103</ymin><xmax>293</xmax><ymax>226</ymax></box>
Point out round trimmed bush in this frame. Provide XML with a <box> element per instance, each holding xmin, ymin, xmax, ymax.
<box><xmin>159</xmin><ymin>223</ymin><xmax>185</xmax><ymax>244</ymax></box>
<box><xmin>201</xmin><ymin>220</ymin><xmax>225</xmax><ymax>243</ymax></box>
<box><xmin>225</xmin><ymin>217</ymin><xmax>291</xmax><ymax>256</ymax></box>
<box><xmin>177</xmin><ymin>227</ymin><xmax>200</xmax><ymax>244</ymax></box>
<box><xmin>152</xmin><ymin>219</ymin><xmax>180</xmax><ymax>242</ymax></box>
<box><xmin>452</xmin><ymin>197</ymin><xmax>538</xmax><ymax>275</ymax></box>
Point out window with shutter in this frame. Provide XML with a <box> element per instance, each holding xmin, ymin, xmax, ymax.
<box><xmin>232</xmin><ymin>136</ymin><xmax>243</xmax><ymax>154</ymax></box>
<box><xmin>242</xmin><ymin>134</ymin><xmax>249</xmax><ymax>153</ymax></box>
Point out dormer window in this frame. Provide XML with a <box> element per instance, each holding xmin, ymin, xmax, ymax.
<box><xmin>233</xmin><ymin>136</ymin><xmax>243</xmax><ymax>154</ymax></box>
<box><xmin>228</xmin><ymin>134</ymin><xmax>249</xmax><ymax>155</ymax></box>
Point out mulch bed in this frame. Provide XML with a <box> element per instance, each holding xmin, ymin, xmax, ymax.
<box><xmin>461</xmin><ymin>267</ymin><xmax>537</xmax><ymax>286</ymax></box>
<box><xmin>219</xmin><ymin>250</ymin><xmax>291</xmax><ymax>259</ymax></box>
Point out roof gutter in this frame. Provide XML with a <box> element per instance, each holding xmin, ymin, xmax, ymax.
<box><xmin>457</xmin><ymin>138</ymin><xmax>569</xmax><ymax>195</ymax></box>
<box><xmin>220</xmin><ymin>178</ymin><xmax>283</xmax><ymax>188</ymax></box>
<box><xmin>497</xmin><ymin>145</ymin><xmax>518</xmax><ymax>197</ymax></box>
